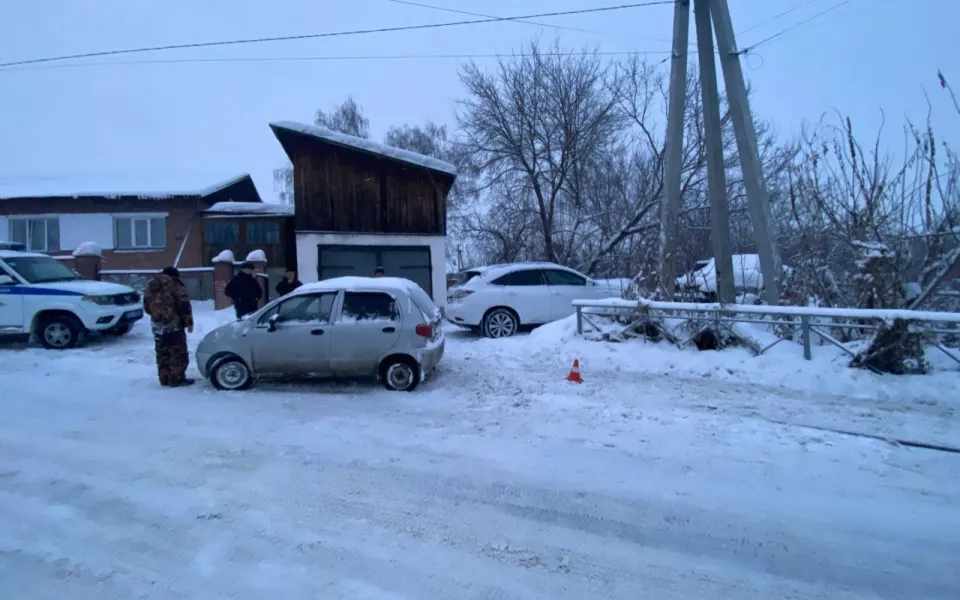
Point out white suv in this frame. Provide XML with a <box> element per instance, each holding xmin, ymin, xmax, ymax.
<box><xmin>0</xmin><ymin>248</ymin><xmax>144</xmax><ymax>349</ymax></box>
<box><xmin>446</xmin><ymin>262</ymin><xmax>620</xmax><ymax>338</ymax></box>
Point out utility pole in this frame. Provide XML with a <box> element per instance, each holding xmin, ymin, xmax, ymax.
<box><xmin>693</xmin><ymin>0</ymin><xmax>735</xmax><ymax>304</ymax></box>
<box><xmin>658</xmin><ymin>0</ymin><xmax>691</xmax><ymax>300</ymax></box>
<box><xmin>709</xmin><ymin>0</ymin><xmax>782</xmax><ymax>304</ymax></box>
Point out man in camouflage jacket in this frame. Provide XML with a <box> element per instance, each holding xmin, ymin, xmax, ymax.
<box><xmin>143</xmin><ymin>266</ymin><xmax>195</xmax><ymax>387</ymax></box>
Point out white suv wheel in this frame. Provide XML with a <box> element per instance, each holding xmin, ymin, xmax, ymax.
<box><xmin>483</xmin><ymin>309</ymin><xmax>518</xmax><ymax>338</ymax></box>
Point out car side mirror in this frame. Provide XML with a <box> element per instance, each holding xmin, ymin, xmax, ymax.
<box><xmin>0</xmin><ymin>275</ymin><xmax>16</xmax><ymax>285</ymax></box>
<box><xmin>267</xmin><ymin>313</ymin><xmax>280</xmax><ymax>332</ymax></box>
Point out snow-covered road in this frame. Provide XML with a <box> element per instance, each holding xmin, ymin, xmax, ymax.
<box><xmin>1</xmin><ymin>304</ymin><xmax>958</xmax><ymax>599</ymax></box>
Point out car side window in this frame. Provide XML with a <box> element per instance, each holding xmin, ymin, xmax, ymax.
<box><xmin>492</xmin><ymin>269</ymin><xmax>546</xmax><ymax>286</ymax></box>
<box><xmin>341</xmin><ymin>292</ymin><xmax>399</xmax><ymax>322</ymax></box>
<box><xmin>258</xmin><ymin>293</ymin><xmax>336</xmax><ymax>325</ymax></box>
<box><xmin>544</xmin><ymin>269</ymin><xmax>587</xmax><ymax>286</ymax></box>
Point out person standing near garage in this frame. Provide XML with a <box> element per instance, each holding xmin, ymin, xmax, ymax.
<box><xmin>143</xmin><ymin>266</ymin><xmax>195</xmax><ymax>387</ymax></box>
<box><xmin>224</xmin><ymin>262</ymin><xmax>263</xmax><ymax>319</ymax></box>
<box><xmin>274</xmin><ymin>268</ymin><xmax>302</xmax><ymax>297</ymax></box>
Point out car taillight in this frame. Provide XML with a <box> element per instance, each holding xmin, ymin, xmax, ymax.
<box><xmin>415</xmin><ymin>323</ymin><xmax>433</xmax><ymax>338</ymax></box>
<box><xmin>452</xmin><ymin>289</ymin><xmax>474</xmax><ymax>300</ymax></box>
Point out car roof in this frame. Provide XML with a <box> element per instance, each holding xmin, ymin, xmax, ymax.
<box><xmin>0</xmin><ymin>249</ymin><xmax>50</xmax><ymax>259</ymax></box>
<box><xmin>293</xmin><ymin>276</ymin><xmax>420</xmax><ymax>296</ymax></box>
<box><xmin>472</xmin><ymin>261</ymin><xmax>578</xmax><ymax>280</ymax></box>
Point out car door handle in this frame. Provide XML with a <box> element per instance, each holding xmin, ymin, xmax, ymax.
<box><xmin>310</xmin><ymin>329</ymin><xmax>325</xmax><ymax>336</ymax></box>
<box><xmin>382</xmin><ymin>327</ymin><xmax>396</xmax><ymax>333</ymax></box>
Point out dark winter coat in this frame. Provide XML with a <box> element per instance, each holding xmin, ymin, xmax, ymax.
<box><xmin>275</xmin><ymin>278</ymin><xmax>303</xmax><ymax>297</ymax></box>
<box><xmin>225</xmin><ymin>271</ymin><xmax>263</xmax><ymax>317</ymax></box>
<box><xmin>143</xmin><ymin>274</ymin><xmax>194</xmax><ymax>334</ymax></box>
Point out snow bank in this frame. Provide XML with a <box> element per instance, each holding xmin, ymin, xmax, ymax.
<box><xmin>480</xmin><ymin>314</ymin><xmax>960</xmax><ymax>403</ymax></box>
<box><xmin>71</xmin><ymin>241</ymin><xmax>102</xmax><ymax>257</ymax></box>
<box><xmin>271</xmin><ymin>121</ymin><xmax>458</xmax><ymax>176</ymax></box>
<box><xmin>245</xmin><ymin>249</ymin><xmax>267</xmax><ymax>263</ymax></box>
<box><xmin>207</xmin><ymin>201</ymin><xmax>294</xmax><ymax>216</ymax></box>
<box><xmin>211</xmin><ymin>250</ymin><xmax>235</xmax><ymax>264</ymax></box>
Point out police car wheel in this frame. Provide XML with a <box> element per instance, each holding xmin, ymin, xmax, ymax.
<box><xmin>39</xmin><ymin>315</ymin><xmax>82</xmax><ymax>350</ymax></box>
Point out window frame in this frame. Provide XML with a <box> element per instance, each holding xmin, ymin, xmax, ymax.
<box><xmin>543</xmin><ymin>268</ymin><xmax>588</xmax><ymax>286</ymax></box>
<box><xmin>257</xmin><ymin>292</ymin><xmax>337</xmax><ymax>327</ymax></box>
<box><xmin>491</xmin><ymin>269</ymin><xmax>547</xmax><ymax>287</ymax></box>
<box><xmin>8</xmin><ymin>217</ymin><xmax>59</xmax><ymax>253</ymax></box>
<box><xmin>114</xmin><ymin>215</ymin><xmax>166</xmax><ymax>251</ymax></box>
<box><xmin>339</xmin><ymin>291</ymin><xmax>401</xmax><ymax>323</ymax></box>
<box><xmin>205</xmin><ymin>220</ymin><xmax>240</xmax><ymax>245</ymax></box>
<box><xmin>245</xmin><ymin>220</ymin><xmax>280</xmax><ymax>245</ymax></box>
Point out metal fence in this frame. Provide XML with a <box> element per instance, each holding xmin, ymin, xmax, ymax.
<box><xmin>572</xmin><ymin>298</ymin><xmax>960</xmax><ymax>366</ymax></box>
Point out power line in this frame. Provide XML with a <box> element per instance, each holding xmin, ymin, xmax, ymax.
<box><xmin>735</xmin><ymin>0</ymin><xmax>823</xmax><ymax>37</ymax></box>
<box><xmin>0</xmin><ymin>50</ymin><xmax>673</xmax><ymax>73</ymax></box>
<box><xmin>0</xmin><ymin>2</ymin><xmax>674</xmax><ymax>69</ymax></box>
<box><xmin>383</xmin><ymin>0</ymin><xmax>675</xmax><ymax>44</ymax></box>
<box><xmin>739</xmin><ymin>0</ymin><xmax>857</xmax><ymax>54</ymax></box>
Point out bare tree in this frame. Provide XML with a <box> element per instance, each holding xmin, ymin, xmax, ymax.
<box><xmin>456</xmin><ymin>39</ymin><xmax>626</xmax><ymax>264</ymax></box>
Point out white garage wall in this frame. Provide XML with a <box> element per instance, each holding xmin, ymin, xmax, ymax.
<box><xmin>60</xmin><ymin>214</ymin><xmax>115</xmax><ymax>250</ymax></box>
<box><xmin>296</xmin><ymin>232</ymin><xmax>447</xmax><ymax>307</ymax></box>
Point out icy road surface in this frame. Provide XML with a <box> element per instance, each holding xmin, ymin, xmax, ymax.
<box><xmin>1</xmin><ymin>305</ymin><xmax>958</xmax><ymax>599</ymax></box>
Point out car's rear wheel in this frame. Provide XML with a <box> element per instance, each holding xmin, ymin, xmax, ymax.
<box><xmin>380</xmin><ymin>356</ymin><xmax>421</xmax><ymax>392</ymax></box>
<box><xmin>482</xmin><ymin>308</ymin><xmax>519</xmax><ymax>338</ymax></box>
<box><xmin>211</xmin><ymin>357</ymin><xmax>253</xmax><ymax>391</ymax></box>
<box><xmin>38</xmin><ymin>314</ymin><xmax>83</xmax><ymax>350</ymax></box>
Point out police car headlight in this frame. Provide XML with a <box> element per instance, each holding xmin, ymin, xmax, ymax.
<box><xmin>82</xmin><ymin>295</ymin><xmax>114</xmax><ymax>305</ymax></box>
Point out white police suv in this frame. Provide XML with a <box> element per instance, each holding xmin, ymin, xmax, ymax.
<box><xmin>0</xmin><ymin>244</ymin><xmax>144</xmax><ymax>349</ymax></box>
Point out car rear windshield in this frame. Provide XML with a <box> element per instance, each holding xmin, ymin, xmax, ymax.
<box><xmin>3</xmin><ymin>256</ymin><xmax>80</xmax><ymax>284</ymax></box>
<box><xmin>407</xmin><ymin>284</ymin><xmax>440</xmax><ymax>320</ymax></box>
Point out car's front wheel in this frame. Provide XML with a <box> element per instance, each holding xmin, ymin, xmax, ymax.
<box><xmin>38</xmin><ymin>314</ymin><xmax>83</xmax><ymax>350</ymax></box>
<box><xmin>210</xmin><ymin>357</ymin><xmax>253</xmax><ymax>391</ymax></box>
<box><xmin>482</xmin><ymin>308</ymin><xmax>519</xmax><ymax>338</ymax></box>
<box><xmin>380</xmin><ymin>356</ymin><xmax>421</xmax><ymax>392</ymax></box>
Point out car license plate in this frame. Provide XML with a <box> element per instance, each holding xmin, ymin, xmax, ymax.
<box><xmin>124</xmin><ymin>309</ymin><xmax>143</xmax><ymax>319</ymax></box>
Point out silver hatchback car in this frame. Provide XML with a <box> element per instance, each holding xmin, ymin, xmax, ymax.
<box><xmin>196</xmin><ymin>276</ymin><xmax>444</xmax><ymax>392</ymax></box>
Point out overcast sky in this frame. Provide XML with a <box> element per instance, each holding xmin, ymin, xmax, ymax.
<box><xmin>0</xmin><ymin>0</ymin><xmax>956</xmax><ymax>202</ymax></box>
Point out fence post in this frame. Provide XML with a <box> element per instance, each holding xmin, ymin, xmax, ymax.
<box><xmin>800</xmin><ymin>315</ymin><xmax>812</xmax><ymax>360</ymax></box>
<box><xmin>576</xmin><ymin>305</ymin><xmax>583</xmax><ymax>335</ymax></box>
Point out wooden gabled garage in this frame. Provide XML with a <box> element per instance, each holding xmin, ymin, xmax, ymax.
<box><xmin>269</xmin><ymin>121</ymin><xmax>457</xmax><ymax>306</ymax></box>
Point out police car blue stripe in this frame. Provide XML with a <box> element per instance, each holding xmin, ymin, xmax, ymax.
<box><xmin>0</xmin><ymin>287</ymin><xmax>85</xmax><ymax>296</ymax></box>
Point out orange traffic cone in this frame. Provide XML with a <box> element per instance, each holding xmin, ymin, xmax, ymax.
<box><xmin>566</xmin><ymin>359</ymin><xmax>583</xmax><ymax>383</ymax></box>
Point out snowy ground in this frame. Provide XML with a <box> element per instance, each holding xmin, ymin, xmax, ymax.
<box><xmin>1</xmin><ymin>302</ymin><xmax>958</xmax><ymax>599</ymax></box>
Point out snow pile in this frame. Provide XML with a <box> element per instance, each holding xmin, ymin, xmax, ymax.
<box><xmin>465</xmin><ymin>314</ymin><xmax>960</xmax><ymax>403</ymax></box>
<box><xmin>207</xmin><ymin>201</ymin><xmax>293</xmax><ymax>215</ymax></box>
<box><xmin>245</xmin><ymin>249</ymin><xmax>267</xmax><ymax>263</ymax></box>
<box><xmin>71</xmin><ymin>241</ymin><xmax>102</xmax><ymax>257</ymax></box>
<box><xmin>271</xmin><ymin>121</ymin><xmax>458</xmax><ymax>176</ymax></box>
<box><xmin>211</xmin><ymin>250</ymin><xmax>235</xmax><ymax>264</ymax></box>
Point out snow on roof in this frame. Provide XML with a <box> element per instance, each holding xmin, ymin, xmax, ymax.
<box><xmin>0</xmin><ymin>172</ymin><xmax>252</xmax><ymax>200</ymax></box>
<box><xmin>245</xmin><ymin>249</ymin><xmax>267</xmax><ymax>263</ymax></box>
<box><xmin>296</xmin><ymin>276</ymin><xmax>421</xmax><ymax>295</ymax></box>
<box><xmin>270</xmin><ymin>121</ymin><xmax>458</xmax><ymax>177</ymax></box>
<box><xmin>198</xmin><ymin>174</ymin><xmax>253</xmax><ymax>197</ymax></box>
<box><xmin>0</xmin><ymin>249</ymin><xmax>49</xmax><ymax>259</ymax></box>
<box><xmin>206</xmin><ymin>201</ymin><xmax>294</xmax><ymax>216</ymax></box>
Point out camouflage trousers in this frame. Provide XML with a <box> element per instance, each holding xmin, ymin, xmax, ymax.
<box><xmin>153</xmin><ymin>326</ymin><xmax>189</xmax><ymax>386</ymax></box>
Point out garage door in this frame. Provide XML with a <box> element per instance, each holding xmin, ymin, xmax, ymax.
<box><xmin>317</xmin><ymin>245</ymin><xmax>433</xmax><ymax>298</ymax></box>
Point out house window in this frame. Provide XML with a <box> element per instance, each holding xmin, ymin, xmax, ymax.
<box><xmin>9</xmin><ymin>217</ymin><xmax>60</xmax><ymax>252</ymax></box>
<box><xmin>205</xmin><ymin>221</ymin><xmax>239</xmax><ymax>244</ymax></box>
<box><xmin>246</xmin><ymin>221</ymin><xmax>280</xmax><ymax>245</ymax></box>
<box><xmin>114</xmin><ymin>216</ymin><xmax>166</xmax><ymax>250</ymax></box>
